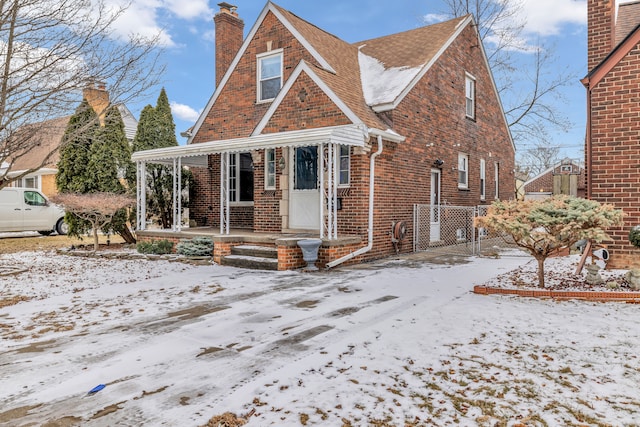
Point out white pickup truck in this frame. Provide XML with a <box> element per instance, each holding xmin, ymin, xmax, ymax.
<box><xmin>0</xmin><ymin>187</ymin><xmax>68</xmax><ymax>235</ymax></box>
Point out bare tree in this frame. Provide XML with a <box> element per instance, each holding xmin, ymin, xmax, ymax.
<box><xmin>519</xmin><ymin>139</ymin><xmax>561</xmax><ymax>176</ymax></box>
<box><xmin>0</xmin><ymin>0</ymin><xmax>163</xmax><ymax>189</ymax></box>
<box><xmin>441</xmin><ymin>0</ymin><xmax>573</xmax><ymax>164</ymax></box>
<box><xmin>51</xmin><ymin>192</ymin><xmax>135</xmax><ymax>251</ymax></box>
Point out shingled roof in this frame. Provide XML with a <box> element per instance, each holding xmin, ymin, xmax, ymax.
<box><xmin>191</xmin><ymin>2</ymin><xmax>476</xmax><ymax>140</ymax></box>
<box><xmin>272</xmin><ymin>3</ymin><xmax>469</xmax><ymax>123</ymax></box>
<box><xmin>616</xmin><ymin>0</ymin><xmax>640</xmax><ymax>45</ymax></box>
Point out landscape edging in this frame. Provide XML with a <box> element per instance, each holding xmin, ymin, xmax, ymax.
<box><xmin>474</xmin><ymin>285</ymin><xmax>640</xmax><ymax>302</ymax></box>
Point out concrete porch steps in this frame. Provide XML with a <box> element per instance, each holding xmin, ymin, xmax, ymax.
<box><xmin>219</xmin><ymin>245</ymin><xmax>279</xmax><ymax>270</ymax></box>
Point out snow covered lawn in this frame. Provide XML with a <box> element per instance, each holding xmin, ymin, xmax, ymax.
<box><xmin>1</xmin><ymin>250</ymin><xmax>639</xmax><ymax>426</ymax></box>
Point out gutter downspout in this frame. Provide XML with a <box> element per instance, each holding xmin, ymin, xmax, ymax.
<box><xmin>581</xmin><ymin>76</ymin><xmax>592</xmax><ymax>199</ymax></box>
<box><xmin>326</xmin><ymin>134</ymin><xmax>383</xmax><ymax>269</ymax></box>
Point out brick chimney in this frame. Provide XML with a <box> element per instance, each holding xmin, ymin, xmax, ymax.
<box><xmin>83</xmin><ymin>80</ymin><xmax>110</xmax><ymax>125</ymax></box>
<box><xmin>587</xmin><ymin>0</ymin><xmax>615</xmax><ymax>71</ymax></box>
<box><xmin>214</xmin><ymin>2</ymin><xmax>244</xmax><ymax>87</ymax></box>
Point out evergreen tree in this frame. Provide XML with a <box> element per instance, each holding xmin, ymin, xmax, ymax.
<box><xmin>89</xmin><ymin>106</ymin><xmax>129</xmax><ymax>194</ymax></box>
<box><xmin>56</xmin><ymin>99</ymin><xmax>100</xmax><ymax>193</ymax></box>
<box><xmin>57</xmin><ymin>100</ymin><xmax>136</xmax><ymax>243</ymax></box>
<box><xmin>89</xmin><ymin>106</ymin><xmax>136</xmax><ymax>243</ymax></box>
<box><xmin>476</xmin><ymin>196</ymin><xmax>624</xmax><ymax>288</ymax></box>
<box><xmin>155</xmin><ymin>88</ymin><xmax>178</xmax><ymax>148</ymax></box>
<box><xmin>131</xmin><ymin>88</ymin><xmax>187</xmax><ymax>229</ymax></box>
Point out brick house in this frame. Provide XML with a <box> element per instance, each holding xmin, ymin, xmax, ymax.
<box><xmin>3</xmin><ymin>82</ymin><xmax>137</xmax><ymax>197</ymax></box>
<box><xmin>132</xmin><ymin>2</ymin><xmax>514</xmax><ymax>269</ymax></box>
<box><xmin>582</xmin><ymin>0</ymin><xmax>640</xmax><ymax>268</ymax></box>
<box><xmin>523</xmin><ymin>159</ymin><xmax>585</xmax><ymax>200</ymax></box>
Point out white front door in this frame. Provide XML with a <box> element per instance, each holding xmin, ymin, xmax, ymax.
<box><xmin>289</xmin><ymin>146</ymin><xmax>320</xmax><ymax>230</ymax></box>
<box><xmin>430</xmin><ymin>169</ymin><xmax>441</xmax><ymax>242</ymax></box>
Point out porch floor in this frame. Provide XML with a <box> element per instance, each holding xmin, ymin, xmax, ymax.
<box><xmin>136</xmin><ymin>227</ymin><xmax>361</xmax><ymax>246</ymax></box>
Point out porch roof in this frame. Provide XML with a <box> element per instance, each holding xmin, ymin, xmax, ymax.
<box><xmin>131</xmin><ymin>124</ymin><xmax>395</xmax><ymax>167</ymax></box>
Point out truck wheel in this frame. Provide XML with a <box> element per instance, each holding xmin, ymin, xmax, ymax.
<box><xmin>56</xmin><ymin>218</ymin><xmax>69</xmax><ymax>235</ymax></box>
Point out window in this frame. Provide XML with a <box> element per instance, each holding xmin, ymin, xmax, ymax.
<box><xmin>465</xmin><ymin>73</ymin><xmax>475</xmax><ymax>119</ymax></box>
<box><xmin>458</xmin><ymin>153</ymin><xmax>468</xmax><ymax>189</ymax></box>
<box><xmin>480</xmin><ymin>158</ymin><xmax>486</xmax><ymax>200</ymax></box>
<box><xmin>14</xmin><ymin>176</ymin><xmax>38</xmax><ymax>189</ymax></box>
<box><xmin>338</xmin><ymin>145</ymin><xmax>350</xmax><ymax>186</ymax></box>
<box><xmin>258</xmin><ymin>50</ymin><xmax>283</xmax><ymax>102</ymax></box>
<box><xmin>24</xmin><ymin>190</ymin><xmax>46</xmax><ymax>206</ymax></box>
<box><xmin>265</xmin><ymin>149</ymin><xmax>276</xmax><ymax>190</ymax></box>
<box><xmin>229</xmin><ymin>152</ymin><xmax>254</xmax><ymax>203</ymax></box>
<box><xmin>494</xmin><ymin>162</ymin><xmax>500</xmax><ymax>199</ymax></box>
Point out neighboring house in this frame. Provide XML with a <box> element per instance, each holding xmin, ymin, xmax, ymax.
<box><xmin>132</xmin><ymin>1</ymin><xmax>515</xmax><ymax>269</ymax></box>
<box><xmin>523</xmin><ymin>159</ymin><xmax>585</xmax><ymax>200</ymax></box>
<box><xmin>582</xmin><ymin>0</ymin><xmax>640</xmax><ymax>268</ymax></box>
<box><xmin>4</xmin><ymin>82</ymin><xmax>137</xmax><ymax>197</ymax></box>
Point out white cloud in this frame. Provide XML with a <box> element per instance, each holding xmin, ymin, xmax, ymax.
<box><xmin>103</xmin><ymin>0</ymin><xmax>175</xmax><ymax>47</ymax></box>
<box><xmin>101</xmin><ymin>0</ymin><xmax>213</xmax><ymax>47</ymax></box>
<box><xmin>170</xmin><ymin>101</ymin><xmax>201</xmax><ymax>122</ymax></box>
<box><xmin>520</xmin><ymin>0</ymin><xmax>586</xmax><ymax>36</ymax></box>
<box><xmin>163</xmin><ymin>0</ymin><xmax>212</xmax><ymax>20</ymax></box>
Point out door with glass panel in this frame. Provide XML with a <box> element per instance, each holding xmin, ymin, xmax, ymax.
<box><xmin>289</xmin><ymin>146</ymin><xmax>320</xmax><ymax>230</ymax></box>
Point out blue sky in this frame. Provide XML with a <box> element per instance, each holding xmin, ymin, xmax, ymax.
<box><xmin>114</xmin><ymin>0</ymin><xmax>593</xmax><ymax>163</ymax></box>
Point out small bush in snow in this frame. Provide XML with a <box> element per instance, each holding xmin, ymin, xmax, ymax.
<box><xmin>629</xmin><ymin>226</ymin><xmax>640</xmax><ymax>249</ymax></box>
<box><xmin>137</xmin><ymin>239</ymin><xmax>174</xmax><ymax>255</ymax></box>
<box><xmin>176</xmin><ymin>236</ymin><xmax>214</xmax><ymax>257</ymax></box>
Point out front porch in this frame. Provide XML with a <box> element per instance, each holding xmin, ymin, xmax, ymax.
<box><xmin>136</xmin><ymin>228</ymin><xmax>362</xmax><ymax>270</ymax></box>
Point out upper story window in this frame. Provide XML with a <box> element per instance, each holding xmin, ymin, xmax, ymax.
<box><xmin>465</xmin><ymin>73</ymin><xmax>476</xmax><ymax>119</ymax></box>
<box><xmin>458</xmin><ymin>152</ymin><xmax>468</xmax><ymax>189</ymax></box>
<box><xmin>257</xmin><ymin>50</ymin><xmax>283</xmax><ymax>102</ymax></box>
<box><xmin>480</xmin><ymin>158</ymin><xmax>486</xmax><ymax>200</ymax></box>
<box><xmin>338</xmin><ymin>145</ymin><xmax>350</xmax><ymax>187</ymax></box>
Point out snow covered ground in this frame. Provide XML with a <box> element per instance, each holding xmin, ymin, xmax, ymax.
<box><xmin>1</xmin><ymin>249</ymin><xmax>639</xmax><ymax>426</ymax></box>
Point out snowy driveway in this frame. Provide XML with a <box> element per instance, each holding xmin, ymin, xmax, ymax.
<box><xmin>1</xmin><ymin>251</ymin><xmax>640</xmax><ymax>426</ymax></box>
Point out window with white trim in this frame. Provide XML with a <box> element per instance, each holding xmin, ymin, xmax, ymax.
<box><xmin>465</xmin><ymin>73</ymin><xmax>475</xmax><ymax>119</ymax></box>
<box><xmin>480</xmin><ymin>158</ymin><xmax>486</xmax><ymax>200</ymax></box>
<box><xmin>229</xmin><ymin>152</ymin><xmax>254</xmax><ymax>203</ymax></box>
<box><xmin>12</xmin><ymin>176</ymin><xmax>39</xmax><ymax>189</ymax></box>
<box><xmin>338</xmin><ymin>145</ymin><xmax>350</xmax><ymax>186</ymax></box>
<box><xmin>494</xmin><ymin>162</ymin><xmax>499</xmax><ymax>199</ymax></box>
<box><xmin>458</xmin><ymin>153</ymin><xmax>468</xmax><ymax>189</ymax></box>
<box><xmin>257</xmin><ymin>50</ymin><xmax>283</xmax><ymax>102</ymax></box>
<box><xmin>265</xmin><ymin>148</ymin><xmax>276</xmax><ymax>190</ymax></box>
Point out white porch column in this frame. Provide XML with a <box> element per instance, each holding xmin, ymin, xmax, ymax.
<box><xmin>172</xmin><ymin>157</ymin><xmax>182</xmax><ymax>231</ymax></box>
<box><xmin>330</xmin><ymin>143</ymin><xmax>338</xmax><ymax>239</ymax></box>
<box><xmin>136</xmin><ymin>161</ymin><xmax>146</xmax><ymax>231</ymax></box>
<box><xmin>320</xmin><ymin>143</ymin><xmax>339</xmax><ymax>240</ymax></box>
<box><xmin>220</xmin><ymin>152</ymin><xmax>230</xmax><ymax>234</ymax></box>
<box><xmin>319</xmin><ymin>142</ymin><xmax>325</xmax><ymax>239</ymax></box>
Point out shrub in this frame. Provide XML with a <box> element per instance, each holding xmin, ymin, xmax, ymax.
<box><xmin>137</xmin><ymin>239</ymin><xmax>174</xmax><ymax>255</ymax></box>
<box><xmin>629</xmin><ymin>226</ymin><xmax>640</xmax><ymax>249</ymax></box>
<box><xmin>176</xmin><ymin>236</ymin><xmax>214</xmax><ymax>257</ymax></box>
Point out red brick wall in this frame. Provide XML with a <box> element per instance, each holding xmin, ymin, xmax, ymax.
<box><xmin>588</xmin><ymin>42</ymin><xmax>640</xmax><ymax>268</ymax></box>
<box><xmin>190</xmin><ymin>13</ymin><xmax>514</xmax><ymax>262</ymax></box>
<box><xmin>364</xmin><ymin>23</ymin><xmax>515</xmax><ymax>258</ymax></box>
<box><xmin>587</xmin><ymin>0</ymin><xmax>614</xmax><ymax>71</ymax></box>
<box><xmin>214</xmin><ymin>10</ymin><xmax>244</xmax><ymax>87</ymax></box>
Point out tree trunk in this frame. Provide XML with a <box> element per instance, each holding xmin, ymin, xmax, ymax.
<box><xmin>92</xmin><ymin>223</ymin><xmax>100</xmax><ymax>252</ymax></box>
<box><xmin>118</xmin><ymin>225</ymin><xmax>136</xmax><ymax>244</ymax></box>
<box><xmin>536</xmin><ymin>256</ymin><xmax>545</xmax><ymax>288</ymax></box>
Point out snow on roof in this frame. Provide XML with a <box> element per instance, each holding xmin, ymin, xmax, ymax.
<box><xmin>358</xmin><ymin>50</ymin><xmax>422</xmax><ymax>106</ymax></box>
